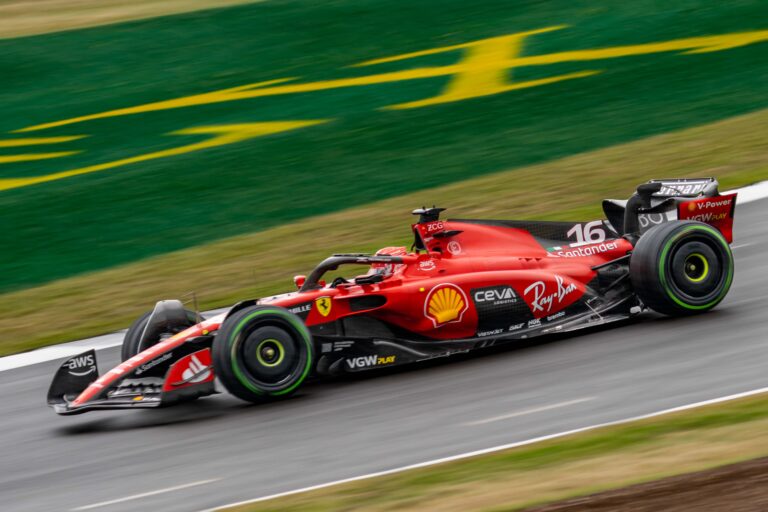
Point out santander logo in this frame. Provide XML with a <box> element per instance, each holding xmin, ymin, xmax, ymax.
<box><xmin>524</xmin><ymin>275</ymin><xmax>578</xmax><ymax>315</ymax></box>
<box><xmin>182</xmin><ymin>354</ymin><xmax>211</xmax><ymax>383</ymax></box>
<box><xmin>162</xmin><ymin>349</ymin><xmax>215</xmax><ymax>391</ymax></box>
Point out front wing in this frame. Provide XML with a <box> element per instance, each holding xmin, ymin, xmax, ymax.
<box><xmin>47</xmin><ymin>341</ymin><xmax>218</xmax><ymax>415</ymax></box>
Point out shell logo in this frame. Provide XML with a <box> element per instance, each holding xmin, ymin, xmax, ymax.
<box><xmin>687</xmin><ymin>201</ymin><xmax>697</xmax><ymax>212</ymax></box>
<box><xmin>424</xmin><ymin>284</ymin><xmax>468</xmax><ymax>327</ymax></box>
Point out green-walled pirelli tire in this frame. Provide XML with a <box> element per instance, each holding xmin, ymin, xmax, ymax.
<box><xmin>121</xmin><ymin>308</ymin><xmax>198</xmax><ymax>361</ymax></box>
<box><xmin>212</xmin><ymin>305</ymin><xmax>314</xmax><ymax>403</ymax></box>
<box><xmin>630</xmin><ymin>220</ymin><xmax>734</xmax><ymax>316</ymax></box>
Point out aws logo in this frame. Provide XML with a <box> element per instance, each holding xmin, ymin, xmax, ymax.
<box><xmin>424</xmin><ymin>284</ymin><xmax>468</xmax><ymax>327</ymax></box>
<box><xmin>66</xmin><ymin>353</ymin><xmax>96</xmax><ymax>377</ymax></box>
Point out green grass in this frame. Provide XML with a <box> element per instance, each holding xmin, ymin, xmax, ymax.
<box><xmin>224</xmin><ymin>393</ymin><xmax>768</xmax><ymax>512</ymax></box>
<box><xmin>0</xmin><ymin>1</ymin><xmax>267</xmax><ymax>40</ymax></box>
<box><xmin>1</xmin><ymin>107</ymin><xmax>766</xmax><ymax>355</ymax></box>
<box><xmin>1</xmin><ymin>0</ymin><xmax>767</xmax><ymax>292</ymax></box>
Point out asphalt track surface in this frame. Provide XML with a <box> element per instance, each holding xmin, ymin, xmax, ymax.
<box><xmin>1</xmin><ymin>198</ymin><xmax>766</xmax><ymax>512</ymax></box>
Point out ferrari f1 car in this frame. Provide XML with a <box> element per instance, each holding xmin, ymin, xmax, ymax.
<box><xmin>48</xmin><ymin>178</ymin><xmax>736</xmax><ymax>414</ymax></box>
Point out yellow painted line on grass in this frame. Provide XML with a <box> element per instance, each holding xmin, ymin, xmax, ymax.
<box><xmin>0</xmin><ymin>120</ymin><xmax>327</xmax><ymax>191</ymax></box>
<box><xmin>0</xmin><ymin>151</ymin><xmax>80</xmax><ymax>164</ymax></box>
<box><xmin>0</xmin><ymin>136</ymin><xmax>86</xmax><ymax>147</ymax></box>
<box><xmin>14</xmin><ymin>79</ymin><xmax>297</xmax><ymax>133</ymax></box>
<box><xmin>15</xmin><ymin>28</ymin><xmax>768</xmax><ymax>132</ymax></box>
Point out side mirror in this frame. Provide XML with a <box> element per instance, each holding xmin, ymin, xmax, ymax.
<box><xmin>293</xmin><ymin>275</ymin><xmax>306</xmax><ymax>289</ymax></box>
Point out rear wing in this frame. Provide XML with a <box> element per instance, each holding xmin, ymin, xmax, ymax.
<box><xmin>603</xmin><ymin>178</ymin><xmax>736</xmax><ymax>242</ymax></box>
<box><xmin>648</xmin><ymin>178</ymin><xmax>719</xmax><ymax>198</ymax></box>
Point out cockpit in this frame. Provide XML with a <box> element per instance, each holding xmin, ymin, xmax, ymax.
<box><xmin>294</xmin><ymin>207</ymin><xmax>452</xmax><ymax>292</ymax></box>
<box><xmin>295</xmin><ymin>247</ymin><xmax>413</xmax><ymax>292</ymax></box>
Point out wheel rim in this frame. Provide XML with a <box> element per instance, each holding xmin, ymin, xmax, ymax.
<box><xmin>241</xmin><ymin>328</ymin><xmax>298</xmax><ymax>386</ymax></box>
<box><xmin>684</xmin><ymin>253</ymin><xmax>709</xmax><ymax>283</ymax></box>
<box><xmin>669</xmin><ymin>238</ymin><xmax>721</xmax><ymax>299</ymax></box>
<box><xmin>255</xmin><ymin>338</ymin><xmax>285</xmax><ymax>367</ymax></box>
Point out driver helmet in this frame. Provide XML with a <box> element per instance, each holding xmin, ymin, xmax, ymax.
<box><xmin>369</xmin><ymin>246</ymin><xmax>408</xmax><ymax>277</ymax></box>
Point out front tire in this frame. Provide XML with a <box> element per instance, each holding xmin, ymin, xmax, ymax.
<box><xmin>630</xmin><ymin>221</ymin><xmax>734</xmax><ymax>316</ymax></box>
<box><xmin>121</xmin><ymin>308</ymin><xmax>198</xmax><ymax>361</ymax></box>
<box><xmin>212</xmin><ymin>305</ymin><xmax>314</xmax><ymax>403</ymax></box>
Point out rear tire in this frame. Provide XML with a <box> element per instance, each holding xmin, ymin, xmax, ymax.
<box><xmin>212</xmin><ymin>305</ymin><xmax>314</xmax><ymax>403</ymax></box>
<box><xmin>630</xmin><ymin>221</ymin><xmax>733</xmax><ymax>316</ymax></box>
<box><xmin>121</xmin><ymin>308</ymin><xmax>198</xmax><ymax>361</ymax></box>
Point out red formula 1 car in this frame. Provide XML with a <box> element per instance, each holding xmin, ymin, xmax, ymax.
<box><xmin>48</xmin><ymin>178</ymin><xmax>736</xmax><ymax>414</ymax></box>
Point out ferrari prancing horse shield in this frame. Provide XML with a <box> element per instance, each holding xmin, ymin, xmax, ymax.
<box><xmin>315</xmin><ymin>296</ymin><xmax>332</xmax><ymax>317</ymax></box>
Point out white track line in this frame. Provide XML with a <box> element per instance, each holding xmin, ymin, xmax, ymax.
<box><xmin>0</xmin><ymin>332</ymin><xmax>124</xmax><ymax>373</ymax></box>
<box><xmin>2</xmin><ymin>180</ymin><xmax>767</xmax><ymax>374</ymax></box>
<box><xmin>728</xmin><ymin>180</ymin><xmax>768</xmax><ymax>204</ymax></box>
<box><xmin>464</xmin><ymin>397</ymin><xmax>595</xmax><ymax>426</ymax></box>
<box><xmin>0</xmin><ymin>308</ymin><xmax>228</xmax><ymax>372</ymax></box>
<box><xmin>204</xmin><ymin>386</ymin><xmax>768</xmax><ymax>511</ymax></box>
<box><xmin>72</xmin><ymin>479</ymin><xmax>220</xmax><ymax>511</ymax></box>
